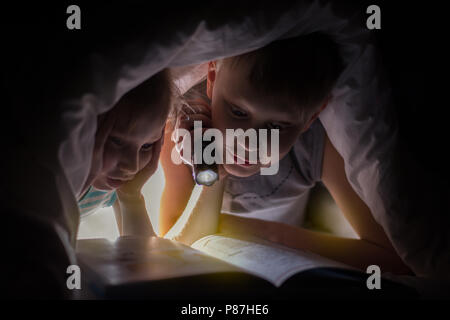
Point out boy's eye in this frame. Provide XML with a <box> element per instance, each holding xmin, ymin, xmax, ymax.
<box><xmin>141</xmin><ymin>143</ymin><xmax>154</xmax><ymax>151</ymax></box>
<box><xmin>109</xmin><ymin>136</ymin><xmax>123</xmax><ymax>146</ymax></box>
<box><xmin>230</xmin><ymin>105</ymin><xmax>248</xmax><ymax>118</ymax></box>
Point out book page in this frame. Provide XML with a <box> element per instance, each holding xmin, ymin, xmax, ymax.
<box><xmin>192</xmin><ymin>233</ymin><xmax>355</xmax><ymax>287</ymax></box>
<box><xmin>77</xmin><ymin>236</ymin><xmax>242</xmax><ymax>287</ymax></box>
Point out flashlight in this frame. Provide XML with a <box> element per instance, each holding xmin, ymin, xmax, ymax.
<box><xmin>193</xmin><ymin>163</ymin><xmax>219</xmax><ymax>186</ymax></box>
<box><xmin>191</xmin><ymin>139</ymin><xmax>219</xmax><ymax>186</ymax></box>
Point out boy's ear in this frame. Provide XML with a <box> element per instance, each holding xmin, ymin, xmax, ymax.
<box><xmin>206</xmin><ymin>61</ymin><xmax>217</xmax><ymax>99</ymax></box>
<box><xmin>301</xmin><ymin>97</ymin><xmax>330</xmax><ymax>133</ymax></box>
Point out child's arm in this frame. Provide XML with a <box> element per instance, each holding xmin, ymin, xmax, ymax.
<box><xmin>113</xmin><ymin>200</ymin><xmax>123</xmax><ymax>234</ymax></box>
<box><xmin>160</xmin><ymin>134</ymin><xmax>226</xmax><ymax>244</ymax></box>
<box><xmin>164</xmin><ymin>179</ymin><xmax>226</xmax><ymax>246</ymax></box>
<box><xmin>159</xmin><ymin>113</ymin><xmax>226</xmax><ymax>244</ymax></box>
<box><xmin>113</xmin><ymin>192</ymin><xmax>155</xmax><ymax>237</ymax></box>
<box><xmin>219</xmin><ymin>134</ymin><xmax>412</xmax><ymax>274</ymax></box>
<box><xmin>219</xmin><ymin>214</ymin><xmax>411</xmax><ymax>274</ymax></box>
<box><xmin>159</xmin><ymin>101</ymin><xmax>214</xmax><ymax>237</ymax></box>
<box><xmin>112</xmin><ymin>136</ymin><xmax>163</xmax><ymax>237</ymax></box>
<box><xmin>159</xmin><ymin>121</ymin><xmax>196</xmax><ymax>236</ymax></box>
<box><xmin>320</xmin><ymin>133</ymin><xmax>397</xmax><ymax>252</ymax></box>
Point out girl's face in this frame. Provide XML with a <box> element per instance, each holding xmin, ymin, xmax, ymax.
<box><xmin>207</xmin><ymin>61</ymin><xmax>307</xmax><ymax>178</ymax></box>
<box><xmin>92</xmin><ymin>99</ymin><xmax>168</xmax><ymax>191</ymax></box>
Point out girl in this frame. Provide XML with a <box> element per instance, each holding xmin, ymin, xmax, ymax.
<box><xmin>78</xmin><ymin>69</ymin><xmax>176</xmax><ymax>237</ymax></box>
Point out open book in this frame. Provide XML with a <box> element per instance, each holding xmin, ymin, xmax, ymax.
<box><xmin>76</xmin><ymin>234</ymin><xmax>414</xmax><ymax>299</ymax></box>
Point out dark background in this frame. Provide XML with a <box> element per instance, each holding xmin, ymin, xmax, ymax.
<box><xmin>377</xmin><ymin>1</ymin><xmax>448</xmax><ymax>186</ymax></box>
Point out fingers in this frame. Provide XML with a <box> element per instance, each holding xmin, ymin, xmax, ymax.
<box><xmin>170</xmin><ymin>99</ymin><xmax>215</xmax><ymax>168</ymax></box>
<box><xmin>160</xmin><ymin>127</ymin><xmax>165</xmax><ymax>147</ymax></box>
<box><xmin>143</xmin><ymin>133</ymin><xmax>164</xmax><ymax>175</ymax></box>
<box><xmin>117</xmin><ymin>136</ymin><xmax>164</xmax><ymax>196</ymax></box>
<box><xmin>177</xmin><ymin>99</ymin><xmax>212</xmax><ymax>128</ymax></box>
<box><xmin>139</xmin><ymin>135</ymin><xmax>163</xmax><ymax>177</ymax></box>
<box><xmin>152</xmin><ymin>135</ymin><xmax>163</xmax><ymax>164</ymax></box>
<box><xmin>174</xmin><ymin>105</ymin><xmax>213</xmax><ymax>145</ymax></box>
<box><xmin>175</xmin><ymin>125</ymin><xmax>213</xmax><ymax>166</ymax></box>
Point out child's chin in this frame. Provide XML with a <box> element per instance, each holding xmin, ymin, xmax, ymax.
<box><xmin>223</xmin><ymin>163</ymin><xmax>260</xmax><ymax>178</ymax></box>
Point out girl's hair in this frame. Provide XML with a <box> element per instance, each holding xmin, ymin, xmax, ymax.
<box><xmin>170</xmin><ymin>75</ymin><xmax>209</xmax><ymax>132</ymax></box>
<box><xmin>113</xmin><ymin>68</ymin><xmax>183</xmax><ymax>129</ymax></box>
<box><xmin>220</xmin><ymin>32</ymin><xmax>344</xmax><ymax>127</ymax></box>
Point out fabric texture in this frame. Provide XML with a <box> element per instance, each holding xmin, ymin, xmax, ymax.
<box><xmin>78</xmin><ymin>186</ymin><xmax>117</xmax><ymax>218</ymax></box>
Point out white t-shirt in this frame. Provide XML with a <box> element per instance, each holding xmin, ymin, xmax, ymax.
<box><xmin>221</xmin><ymin>120</ymin><xmax>326</xmax><ymax>227</ymax></box>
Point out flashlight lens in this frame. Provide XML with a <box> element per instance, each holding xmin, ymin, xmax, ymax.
<box><xmin>196</xmin><ymin>170</ymin><xmax>218</xmax><ymax>186</ymax></box>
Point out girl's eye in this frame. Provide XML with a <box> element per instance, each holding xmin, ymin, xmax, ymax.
<box><xmin>109</xmin><ymin>136</ymin><xmax>123</xmax><ymax>146</ymax></box>
<box><xmin>141</xmin><ymin>143</ymin><xmax>154</xmax><ymax>151</ymax></box>
<box><xmin>230</xmin><ymin>105</ymin><xmax>248</xmax><ymax>118</ymax></box>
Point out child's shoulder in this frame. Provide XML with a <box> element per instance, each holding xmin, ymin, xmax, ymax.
<box><xmin>78</xmin><ymin>186</ymin><xmax>117</xmax><ymax>217</ymax></box>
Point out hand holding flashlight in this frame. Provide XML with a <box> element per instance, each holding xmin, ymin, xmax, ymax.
<box><xmin>174</xmin><ymin>100</ymin><xmax>223</xmax><ymax>186</ymax></box>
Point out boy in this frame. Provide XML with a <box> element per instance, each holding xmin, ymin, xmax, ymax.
<box><xmin>160</xmin><ymin>33</ymin><xmax>411</xmax><ymax>274</ymax></box>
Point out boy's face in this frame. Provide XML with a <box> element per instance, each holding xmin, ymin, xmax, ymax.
<box><xmin>92</xmin><ymin>97</ymin><xmax>168</xmax><ymax>191</ymax></box>
<box><xmin>207</xmin><ymin>61</ymin><xmax>312</xmax><ymax>178</ymax></box>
